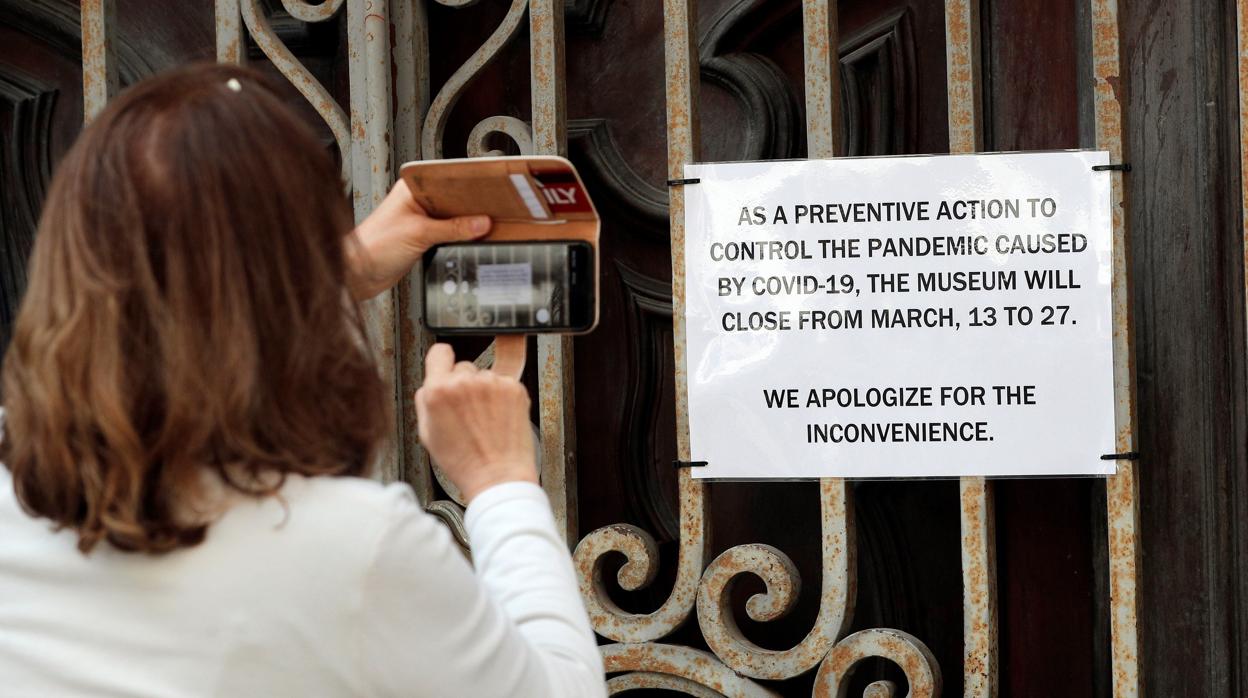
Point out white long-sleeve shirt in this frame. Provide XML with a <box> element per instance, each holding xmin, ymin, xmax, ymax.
<box><xmin>0</xmin><ymin>465</ymin><xmax>606</xmax><ymax>697</ymax></box>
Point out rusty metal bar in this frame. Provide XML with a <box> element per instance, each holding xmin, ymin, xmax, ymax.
<box><xmin>347</xmin><ymin>0</ymin><xmax>400</xmax><ymax>481</ymax></box>
<box><xmin>570</xmin><ymin>0</ymin><xmax>708</xmax><ymax>643</ymax></box>
<box><xmin>215</xmin><ymin>0</ymin><xmax>244</xmax><ymax>64</ymax></box>
<box><xmin>1090</xmin><ymin>0</ymin><xmax>1141</xmax><ymax>694</ymax></box>
<box><xmin>1241</xmin><ymin>0</ymin><xmax>1248</xmax><ymax>345</ymax></box>
<box><xmin>81</xmin><ymin>0</ymin><xmax>117</xmax><ymax>122</ymax></box>
<box><xmin>801</xmin><ymin>0</ymin><xmax>842</xmax><ymax>160</ymax></box>
<box><xmin>944</xmin><ymin>1</ymin><xmax>996</xmax><ymax>696</ymax></box>
<box><xmin>958</xmin><ymin>477</ymin><xmax>996</xmax><ymax>695</ymax></box>
<box><xmin>391</xmin><ymin>0</ymin><xmax>436</xmax><ymax>502</ymax></box>
<box><xmin>530</xmin><ymin>0</ymin><xmax>578</xmax><ymax>542</ymax></box>
<box><xmin>802</xmin><ymin>0</ymin><xmax>858</xmax><ymax>668</ymax></box>
<box><xmin>347</xmin><ymin>0</ymin><xmax>393</xmax><ymax>221</ymax></box>
<box><xmin>390</xmin><ymin>0</ymin><xmax>429</xmax><ymax>160</ymax></box>
<box><xmin>687</xmin><ymin>3</ymin><xmax>855</xmax><ymax>681</ymax></box>
<box><xmin>662</xmin><ymin>0</ymin><xmax>703</xmax><ymax>557</ymax></box>
<box><xmin>944</xmin><ymin>0</ymin><xmax>984</xmax><ymax>153</ymax></box>
<box><xmin>530</xmin><ymin>0</ymin><xmax>567</xmax><ymax>156</ymax></box>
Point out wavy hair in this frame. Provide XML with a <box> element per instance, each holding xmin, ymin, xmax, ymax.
<box><xmin>0</xmin><ymin>63</ymin><xmax>390</xmax><ymax>553</ymax></box>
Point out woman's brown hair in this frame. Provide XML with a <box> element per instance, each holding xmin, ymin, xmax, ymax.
<box><xmin>0</xmin><ymin>63</ymin><xmax>389</xmax><ymax>554</ymax></box>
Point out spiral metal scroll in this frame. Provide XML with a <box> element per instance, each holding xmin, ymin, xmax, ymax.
<box><xmin>812</xmin><ymin>629</ymin><xmax>941</xmax><ymax>697</ymax></box>
<box><xmin>573</xmin><ymin>472</ymin><xmax>708</xmax><ymax>642</ymax></box>
<box><xmin>421</xmin><ymin>0</ymin><xmax>530</xmax><ymax>159</ymax></box>
<box><xmin>239</xmin><ymin>0</ymin><xmax>351</xmax><ymax>183</ymax></box>
<box><xmin>601</xmin><ymin>643</ymin><xmax>777</xmax><ymax>697</ymax></box>
<box><xmin>696</xmin><ymin>480</ymin><xmax>855</xmax><ymax>680</ymax></box>
<box><xmin>467</xmin><ymin>115</ymin><xmax>535</xmax><ymax>157</ymax></box>
<box><xmin>279</xmin><ymin>0</ymin><xmax>346</xmax><ymax>22</ymax></box>
<box><xmin>607</xmin><ymin>672</ymin><xmax>723</xmax><ymax>697</ymax></box>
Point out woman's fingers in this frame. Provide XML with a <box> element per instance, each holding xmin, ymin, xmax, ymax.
<box><xmin>491</xmin><ymin>335</ymin><xmax>526</xmax><ymax>379</ymax></box>
<box><xmin>420</xmin><ymin>214</ymin><xmax>492</xmax><ymax>245</ymax></box>
<box><xmin>424</xmin><ymin>343</ymin><xmax>455</xmax><ymax>379</ymax></box>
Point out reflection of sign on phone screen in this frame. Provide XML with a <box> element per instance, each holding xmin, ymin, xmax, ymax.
<box><xmin>425</xmin><ymin>242</ymin><xmax>591</xmax><ymax>331</ymax></box>
<box><xmin>476</xmin><ymin>263</ymin><xmax>533</xmax><ymax>306</ymax></box>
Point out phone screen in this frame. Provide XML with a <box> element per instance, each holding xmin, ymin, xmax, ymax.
<box><xmin>423</xmin><ymin>241</ymin><xmax>594</xmax><ymax>333</ymax></box>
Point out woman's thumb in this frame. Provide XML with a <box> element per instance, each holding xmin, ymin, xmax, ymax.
<box><xmin>423</xmin><ymin>215</ymin><xmax>491</xmax><ymax>243</ymax></box>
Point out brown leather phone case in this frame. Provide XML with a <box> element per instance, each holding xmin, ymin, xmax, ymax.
<box><xmin>400</xmin><ymin>156</ymin><xmax>599</xmax><ymax>244</ymax></box>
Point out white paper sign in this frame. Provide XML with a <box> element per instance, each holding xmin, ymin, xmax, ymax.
<box><xmin>683</xmin><ymin>152</ymin><xmax>1116</xmax><ymax>479</ymax></box>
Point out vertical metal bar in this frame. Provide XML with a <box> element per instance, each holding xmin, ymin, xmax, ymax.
<box><xmin>215</xmin><ymin>0</ymin><xmax>245</xmax><ymax>65</ymax></box>
<box><xmin>666</xmin><ymin>0</ymin><xmax>700</xmax><ymax>483</ymax></box>
<box><xmin>348</xmin><ymin>0</ymin><xmax>400</xmax><ymax>481</ymax></box>
<box><xmin>958</xmin><ymin>477</ymin><xmax>996</xmax><ymax>696</ymax></box>
<box><xmin>530</xmin><ymin>0</ymin><xmax>577</xmax><ymax>541</ymax></box>
<box><xmin>348</xmin><ymin>0</ymin><xmax>393</xmax><ymax>220</ymax></box>
<box><xmin>945</xmin><ymin>0</ymin><xmax>984</xmax><ymax>153</ymax></box>
<box><xmin>802</xmin><ymin>0</ymin><xmax>841</xmax><ymax>160</ymax></box>
<box><xmin>392</xmin><ymin>0</ymin><xmax>436</xmax><ymax>502</ymax></box>
<box><xmin>802</xmin><ymin>0</ymin><xmax>858</xmax><ymax>658</ymax></box>
<box><xmin>81</xmin><ymin>0</ymin><xmax>117</xmax><ymax>122</ymax></box>
<box><xmin>391</xmin><ymin>0</ymin><xmax>429</xmax><ymax>163</ymax></box>
<box><xmin>571</xmin><ymin>0</ymin><xmax>709</xmax><ymax>645</ymax></box>
<box><xmin>530</xmin><ymin>0</ymin><xmax>567</xmax><ymax>156</ymax></box>
<box><xmin>660</xmin><ymin>0</ymin><xmax>712</xmax><ymax>633</ymax></box>
<box><xmin>1090</xmin><ymin>0</ymin><xmax>1141</xmax><ymax>694</ymax></box>
<box><xmin>944</xmin><ymin>1</ymin><xmax>996</xmax><ymax>696</ymax></box>
<box><xmin>1237</xmin><ymin>6</ymin><xmax>1248</xmax><ymax>692</ymax></box>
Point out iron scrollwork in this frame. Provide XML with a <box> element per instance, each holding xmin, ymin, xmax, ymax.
<box><xmin>222</xmin><ymin>1</ymin><xmax>943</xmax><ymax>694</ymax></box>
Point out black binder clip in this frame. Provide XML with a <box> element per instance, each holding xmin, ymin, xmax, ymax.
<box><xmin>674</xmin><ymin>460</ymin><xmax>708</xmax><ymax>469</ymax></box>
<box><xmin>1099</xmin><ymin>451</ymin><xmax>1140</xmax><ymax>461</ymax></box>
<box><xmin>667</xmin><ymin>177</ymin><xmax>701</xmax><ymax>187</ymax></box>
<box><xmin>1092</xmin><ymin>163</ymin><xmax>1131</xmax><ymax>172</ymax></box>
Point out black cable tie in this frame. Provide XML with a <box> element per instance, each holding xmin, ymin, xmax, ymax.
<box><xmin>1092</xmin><ymin>163</ymin><xmax>1131</xmax><ymax>172</ymax></box>
<box><xmin>667</xmin><ymin>177</ymin><xmax>701</xmax><ymax>187</ymax></box>
<box><xmin>1100</xmin><ymin>451</ymin><xmax>1140</xmax><ymax>461</ymax></box>
<box><xmin>674</xmin><ymin>460</ymin><xmax>708</xmax><ymax>469</ymax></box>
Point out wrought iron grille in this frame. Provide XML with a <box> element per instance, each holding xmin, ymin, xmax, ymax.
<box><xmin>79</xmin><ymin>1</ymin><xmax>1143</xmax><ymax>695</ymax></box>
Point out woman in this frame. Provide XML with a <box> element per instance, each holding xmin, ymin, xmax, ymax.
<box><xmin>0</xmin><ymin>63</ymin><xmax>605</xmax><ymax>697</ymax></box>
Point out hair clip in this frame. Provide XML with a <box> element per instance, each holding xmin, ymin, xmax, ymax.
<box><xmin>225</xmin><ymin>78</ymin><xmax>242</xmax><ymax>93</ymax></box>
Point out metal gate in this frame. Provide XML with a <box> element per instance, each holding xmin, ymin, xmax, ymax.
<box><xmin>78</xmin><ymin>1</ymin><xmax>1143</xmax><ymax>695</ymax></box>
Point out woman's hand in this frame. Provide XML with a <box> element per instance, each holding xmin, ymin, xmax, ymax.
<box><xmin>348</xmin><ymin>180</ymin><xmax>491</xmax><ymax>300</ymax></box>
<box><xmin>415</xmin><ymin>343</ymin><xmax>537</xmax><ymax>503</ymax></box>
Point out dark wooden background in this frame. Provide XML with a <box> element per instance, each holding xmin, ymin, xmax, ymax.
<box><xmin>1</xmin><ymin>0</ymin><xmax>1245</xmax><ymax>695</ymax></box>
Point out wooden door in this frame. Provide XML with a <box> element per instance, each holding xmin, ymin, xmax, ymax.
<box><xmin>3</xmin><ymin>1</ymin><xmax>1247</xmax><ymax>695</ymax></box>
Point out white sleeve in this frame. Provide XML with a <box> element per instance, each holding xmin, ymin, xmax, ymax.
<box><xmin>358</xmin><ymin>482</ymin><xmax>606</xmax><ymax>698</ymax></box>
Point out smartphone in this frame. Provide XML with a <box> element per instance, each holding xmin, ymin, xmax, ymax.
<box><xmin>423</xmin><ymin>240</ymin><xmax>597</xmax><ymax>334</ymax></box>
